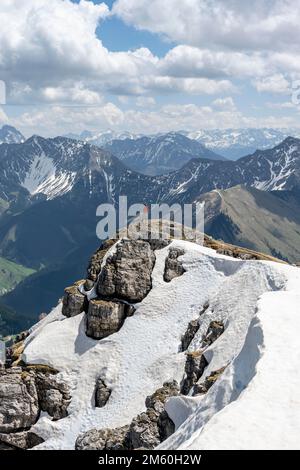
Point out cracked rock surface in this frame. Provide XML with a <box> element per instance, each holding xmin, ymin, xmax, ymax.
<box><xmin>97</xmin><ymin>240</ymin><xmax>156</xmax><ymax>303</ymax></box>
<box><xmin>86</xmin><ymin>299</ymin><xmax>127</xmax><ymax>339</ymax></box>
<box><xmin>0</xmin><ymin>368</ymin><xmax>39</xmax><ymax>433</ymax></box>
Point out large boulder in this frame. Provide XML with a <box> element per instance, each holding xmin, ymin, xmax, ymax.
<box><xmin>0</xmin><ymin>368</ymin><xmax>39</xmax><ymax>433</ymax></box>
<box><xmin>86</xmin><ymin>300</ymin><xmax>127</xmax><ymax>340</ymax></box>
<box><xmin>76</xmin><ymin>425</ymin><xmax>130</xmax><ymax>450</ymax></box>
<box><xmin>62</xmin><ymin>283</ymin><xmax>87</xmax><ymax>318</ymax></box>
<box><xmin>97</xmin><ymin>240</ymin><xmax>156</xmax><ymax>303</ymax></box>
<box><xmin>35</xmin><ymin>372</ymin><xmax>71</xmax><ymax>421</ymax></box>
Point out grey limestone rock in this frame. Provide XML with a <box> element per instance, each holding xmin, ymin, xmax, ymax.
<box><xmin>76</xmin><ymin>425</ymin><xmax>130</xmax><ymax>450</ymax></box>
<box><xmin>97</xmin><ymin>240</ymin><xmax>156</xmax><ymax>303</ymax></box>
<box><xmin>0</xmin><ymin>368</ymin><xmax>39</xmax><ymax>433</ymax></box>
<box><xmin>86</xmin><ymin>299</ymin><xmax>127</xmax><ymax>340</ymax></box>
<box><xmin>62</xmin><ymin>284</ymin><xmax>87</xmax><ymax>318</ymax></box>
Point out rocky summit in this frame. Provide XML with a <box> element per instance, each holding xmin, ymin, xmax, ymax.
<box><xmin>1</xmin><ymin>235</ymin><xmax>300</xmax><ymax>450</ymax></box>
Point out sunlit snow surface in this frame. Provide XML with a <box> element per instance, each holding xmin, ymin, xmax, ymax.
<box><xmin>22</xmin><ymin>240</ymin><xmax>300</xmax><ymax>450</ymax></box>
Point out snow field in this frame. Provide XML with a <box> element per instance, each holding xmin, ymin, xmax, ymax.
<box><xmin>22</xmin><ymin>240</ymin><xmax>298</xmax><ymax>449</ymax></box>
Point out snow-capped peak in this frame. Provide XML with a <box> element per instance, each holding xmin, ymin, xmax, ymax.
<box><xmin>0</xmin><ymin>125</ymin><xmax>25</xmax><ymax>145</ymax></box>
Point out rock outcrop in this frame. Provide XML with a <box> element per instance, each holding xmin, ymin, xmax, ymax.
<box><xmin>181</xmin><ymin>320</ymin><xmax>224</xmax><ymax>394</ymax></box>
<box><xmin>63</xmin><ymin>240</ymin><xmax>154</xmax><ymax>340</ymax></box>
<box><xmin>201</xmin><ymin>321</ymin><xmax>224</xmax><ymax>348</ymax></box>
<box><xmin>86</xmin><ymin>239</ymin><xmax>116</xmax><ymax>285</ymax></box>
<box><xmin>181</xmin><ymin>352</ymin><xmax>208</xmax><ymax>395</ymax></box>
<box><xmin>164</xmin><ymin>248</ymin><xmax>186</xmax><ymax>282</ymax></box>
<box><xmin>86</xmin><ymin>300</ymin><xmax>127</xmax><ymax>340</ymax></box>
<box><xmin>129</xmin><ymin>381</ymin><xmax>179</xmax><ymax>449</ymax></box>
<box><xmin>0</xmin><ymin>365</ymin><xmax>71</xmax><ymax>449</ymax></box>
<box><xmin>97</xmin><ymin>240</ymin><xmax>156</xmax><ymax>303</ymax></box>
<box><xmin>181</xmin><ymin>303</ymin><xmax>209</xmax><ymax>351</ymax></box>
<box><xmin>76</xmin><ymin>381</ymin><xmax>179</xmax><ymax>450</ymax></box>
<box><xmin>35</xmin><ymin>372</ymin><xmax>71</xmax><ymax>420</ymax></box>
<box><xmin>193</xmin><ymin>367</ymin><xmax>227</xmax><ymax>396</ymax></box>
<box><xmin>181</xmin><ymin>319</ymin><xmax>200</xmax><ymax>352</ymax></box>
<box><xmin>95</xmin><ymin>378</ymin><xmax>111</xmax><ymax>408</ymax></box>
<box><xmin>0</xmin><ymin>368</ymin><xmax>39</xmax><ymax>433</ymax></box>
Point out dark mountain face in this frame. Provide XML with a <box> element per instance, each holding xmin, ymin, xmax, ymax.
<box><xmin>104</xmin><ymin>132</ymin><xmax>225</xmax><ymax>176</ymax></box>
<box><xmin>0</xmin><ymin>125</ymin><xmax>25</xmax><ymax>145</ymax></box>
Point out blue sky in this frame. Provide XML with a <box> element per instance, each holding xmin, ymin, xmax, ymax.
<box><xmin>0</xmin><ymin>0</ymin><xmax>299</xmax><ymax>137</ymax></box>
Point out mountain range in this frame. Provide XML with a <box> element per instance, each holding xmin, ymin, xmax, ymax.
<box><xmin>64</xmin><ymin>127</ymin><xmax>300</xmax><ymax>161</ymax></box>
<box><xmin>64</xmin><ymin>131</ymin><xmax>225</xmax><ymax>175</ymax></box>
<box><xmin>1</xmin><ymin>133</ymin><xmax>300</xmax><ymax>329</ymax></box>
<box><xmin>186</xmin><ymin>128</ymin><xmax>300</xmax><ymax>160</ymax></box>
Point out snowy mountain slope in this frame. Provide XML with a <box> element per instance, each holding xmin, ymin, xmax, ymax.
<box><xmin>18</xmin><ymin>239</ymin><xmax>300</xmax><ymax>450</ymax></box>
<box><xmin>0</xmin><ymin>136</ymin><xmax>88</xmax><ymax>202</ymax></box>
<box><xmin>0</xmin><ymin>135</ymin><xmax>161</xmax><ymax>205</ymax></box>
<box><xmin>186</xmin><ymin>128</ymin><xmax>300</xmax><ymax>160</ymax></box>
<box><xmin>104</xmin><ymin>132</ymin><xmax>225</xmax><ymax>176</ymax></box>
<box><xmin>0</xmin><ymin>125</ymin><xmax>25</xmax><ymax>145</ymax></box>
<box><xmin>161</xmin><ymin>261</ymin><xmax>300</xmax><ymax>450</ymax></box>
<box><xmin>1</xmin><ymin>134</ymin><xmax>300</xmax><ymax>210</ymax></box>
<box><xmin>160</xmin><ymin>137</ymin><xmax>300</xmax><ymax>203</ymax></box>
<box><xmin>239</xmin><ymin>137</ymin><xmax>300</xmax><ymax>191</ymax></box>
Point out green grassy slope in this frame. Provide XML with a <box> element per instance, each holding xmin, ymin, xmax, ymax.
<box><xmin>0</xmin><ymin>257</ymin><xmax>36</xmax><ymax>295</ymax></box>
<box><xmin>199</xmin><ymin>185</ymin><xmax>300</xmax><ymax>263</ymax></box>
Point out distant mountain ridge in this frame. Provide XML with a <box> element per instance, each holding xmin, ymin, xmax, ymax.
<box><xmin>104</xmin><ymin>132</ymin><xmax>225</xmax><ymax>175</ymax></box>
<box><xmin>64</xmin><ymin>130</ymin><xmax>141</xmax><ymax>147</ymax></box>
<box><xmin>185</xmin><ymin>128</ymin><xmax>300</xmax><ymax>160</ymax></box>
<box><xmin>62</xmin><ymin>127</ymin><xmax>300</xmax><ymax>162</ymax></box>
